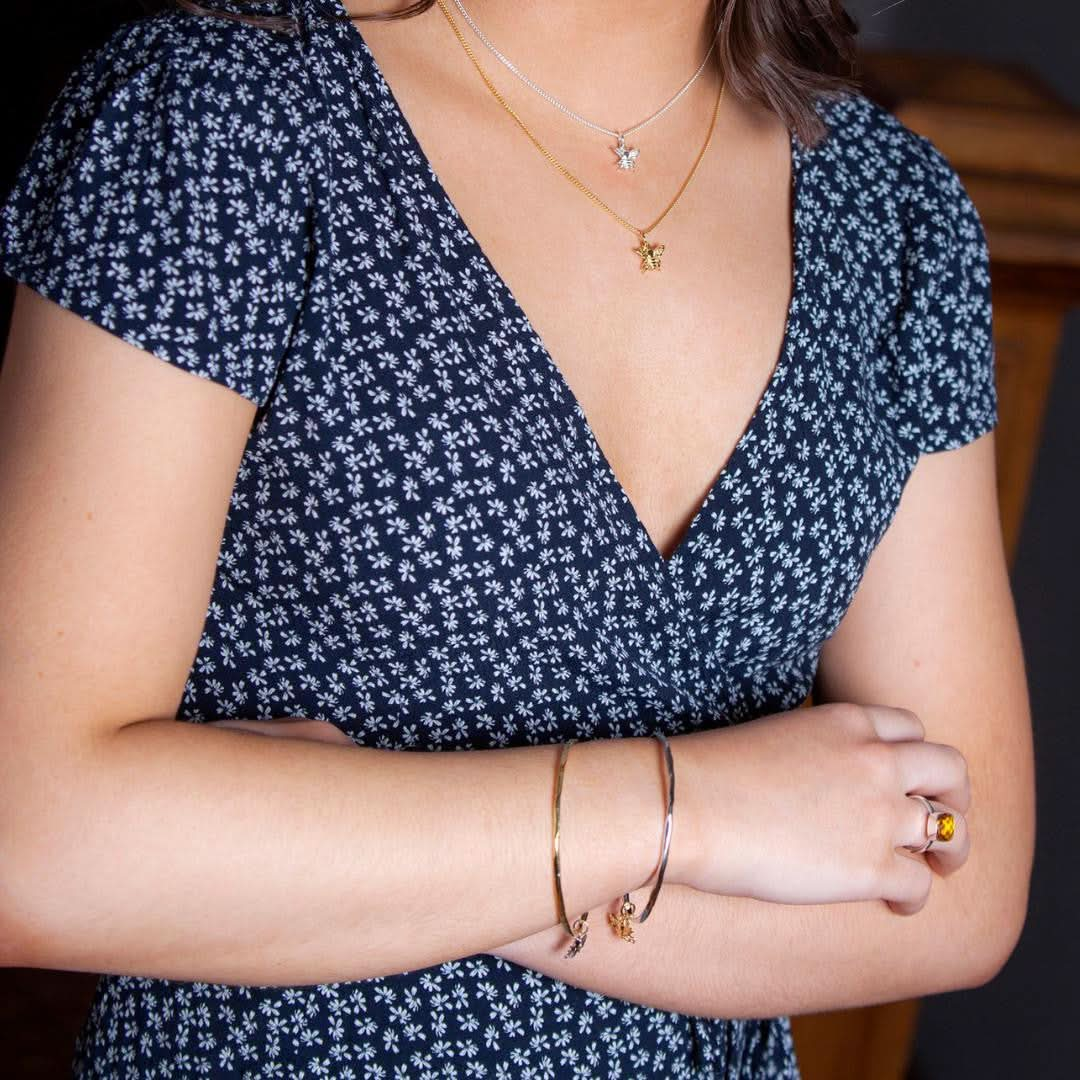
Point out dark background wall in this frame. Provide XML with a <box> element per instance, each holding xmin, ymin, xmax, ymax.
<box><xmin>0</xmin><ymin>3</ymin><xmax>1076</xmax><ymax>1078</ymax></box>
<box><xmin>848</xmin><ymin>2</ymin><xmax>1080</xmax><ymax>1078</ymax></box>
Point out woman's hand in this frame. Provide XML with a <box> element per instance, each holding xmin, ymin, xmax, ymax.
<box><xmin>671</xmin><ymin>702</ymin><xmax>971</xmax><ymax>916</ymax></box>
<box><xmin>206</xmin><ymin>717</ymin><xmax>356</xmax><ymax>746</ymax></box>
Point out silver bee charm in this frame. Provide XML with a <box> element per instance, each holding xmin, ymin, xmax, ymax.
<box><xmin>564</xmin><ymin>915</ymin><xmax>590</xmax><ymax>958</ymax></box>
<box><xmin>613</xmin><ymin>134</ymin><xmax>640</xmax><ymax>171</ymax></box>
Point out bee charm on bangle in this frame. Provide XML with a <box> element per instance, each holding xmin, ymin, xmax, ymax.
<box><xmin>607</xmin><ymin>896</ymin><xmax>638</xmax><ymax>943</ymax></box>
<box><xmin>564</xmin><ymin>915</ymin><xmax>590</xmax><ymax>958</ymax></box>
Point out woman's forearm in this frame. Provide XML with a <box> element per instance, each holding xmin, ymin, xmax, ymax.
<box><xmin>491</xmin><ymin>863</ymin><xmax>1023</xmax><ymax>1021</ymax></box>
<box><xmin>1</xmin><ymin>719</ymin><xmax>672</xmax><ymax>986</ymax></box>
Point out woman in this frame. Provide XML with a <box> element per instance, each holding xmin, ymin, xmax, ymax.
<box><xmin>0</xmin><ymin>0</ymin><xmax>1034</xmax><ymax>1076</ymax></box>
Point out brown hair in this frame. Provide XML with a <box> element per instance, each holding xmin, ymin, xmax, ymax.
<box><xmin>168</xmin><ymin>0</ymin><xmax>861</xmax><ymax>147</ymax></box>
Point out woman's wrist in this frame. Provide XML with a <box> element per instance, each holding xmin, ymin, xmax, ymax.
<box><xmin>659</xmin><ymin>732</ymin><xmax>703</xmax><ymax>890</ymax></box>
<box><xmin>660</xmin><ymin>726</ymin><xmax>744</xmax><ymax>897</ymax></box>
<box><xmin>558</xmin><ymin>734</ymin><xmax>691</xmax><ymax>913</ymax></box>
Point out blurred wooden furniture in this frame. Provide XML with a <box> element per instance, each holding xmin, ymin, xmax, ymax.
<box><xmin>791</xmin><ymin>49</ymin><xmax>1080</xmax><ymax>1080</ymax></box>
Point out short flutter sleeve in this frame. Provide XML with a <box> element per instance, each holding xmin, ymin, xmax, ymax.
<box><xmin>872</xmin><ymin>134</ymin><xmax>999</xmax><ymax>456</ymax></box>
<box><xmin>0</xmin><ymin>12</ymin><xmax>312</xmax><ymax>410</ymax></box>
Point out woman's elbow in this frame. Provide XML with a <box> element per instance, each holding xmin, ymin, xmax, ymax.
<box><xmin>965</xmin><ymin>835</ymin><xmax>1034</xmax><ymax>989</ymax></box>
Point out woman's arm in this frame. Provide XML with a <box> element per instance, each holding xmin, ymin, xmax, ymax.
<box><xmin>489</xmin><ymin>431</ymin><xmax>1035</xmax><ymax>1019</ymax></box>
<box><xmin>0</xmin><ymin>287</ymin><xmax>674</xmax><ymax>985</ymax></box>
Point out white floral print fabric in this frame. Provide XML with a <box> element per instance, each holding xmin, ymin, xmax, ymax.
<box><xmin>0</xmin><ymin>1</ymin><xmax>997</xmax><ymax>1076</ymax></box>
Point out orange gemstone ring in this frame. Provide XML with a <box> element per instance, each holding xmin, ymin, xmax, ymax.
<box><xmin>904</xmin><ymin>794</ymin><xmax>957</xmax><ymax>854</ymax></box>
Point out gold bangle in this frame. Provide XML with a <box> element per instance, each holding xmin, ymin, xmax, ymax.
<box><xmin>552</xmin><ymin>739</ymin><xmax>590</xmax><ymax>958</ymax></box>
<box><xmin>608</xmin><ymin>731</ymin><xmax>676</xmax><ymax>943</ymax></box>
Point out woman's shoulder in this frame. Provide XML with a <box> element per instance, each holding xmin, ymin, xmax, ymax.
<box><xmin>12</xmin><ymin>4</ymin><xmax>325</xmax><ymax>215</ymax></box>
<box><xmin>0</xmin><ymin>3</ymin><xmax>322</xmax><ymax>410</ymax></box>
<box><xmin>807</xmin><ymin>91</ymin><xmax>998</xmax><ymax>458</ymax></box>
<box><xmin>62</xmin><ymin>4</ymin><xmax>314</xmax><ymax>125</ymax></box>
<box><xmin>808</xmin><ymin>88</ymin><xmax>979</xmax><ymax>237</ymax></box>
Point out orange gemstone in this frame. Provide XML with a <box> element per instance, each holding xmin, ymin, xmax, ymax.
<box><xmin>936</xmin><ymin>813</ymin><xmax>956</xmax><ymax>842</ymax></box>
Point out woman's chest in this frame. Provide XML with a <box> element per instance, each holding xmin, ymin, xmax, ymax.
<box><xmin>215</xmin><ymin>322</ymin><xmax>908</xmax><ymax>747</ymax></box>
<box><xmin>191</xmin><ymin>38</ymin><xmax>919</xmax><ymax>739</ymax></box>
<box><xmin>344</xmin><ymin>25</ymin><xmax>801</xmax><ymax>568</ymax></box>
<box><xmin>218</xmin><ymin>193</ymin><xmax>911</xmax><ymax>737</ymax></box>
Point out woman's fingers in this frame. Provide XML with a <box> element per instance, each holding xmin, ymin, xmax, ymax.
<box><xmin>864</xmin><ymin>706</ymin><xmax>972</xmax><ymax>887</ymax></box>
<box><xmin>859</xmin><ymin>705</ymin><xmax>972</xmax><ymax>906</ymax></box>
<box><xmin>883</xmin><ymin>849</ymin><xmax>934</xmax><ymax>916</ymax></box>
<box><xmin>881</xmin><ymin>798</ymin><xmax>969</xmax><ymax>919</ymax></box>
<box><xmin>894</xmin><ymin>739</ymin><xmax>972</xmax><ymax>813</ymax></box>
<box><xmin>207</xmin><ymin>718</ymin><xmax>356</xmax><ymax>746</ymax></box>
<box><xmin>865</xmin><ymin>704</ymin><xmax>925</xmax><ymax>743</ymax></box>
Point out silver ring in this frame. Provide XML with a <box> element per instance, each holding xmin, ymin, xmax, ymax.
<box><xmin>903</xmin><ymin>794</ymin><xmax>957</xmax><ymax>854</ymax></box>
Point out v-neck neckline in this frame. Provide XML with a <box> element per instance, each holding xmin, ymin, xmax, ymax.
<box><xmin>325</xmin><ymin>0</ymin><xmax>810</xmax><ymax>577</ymax></box>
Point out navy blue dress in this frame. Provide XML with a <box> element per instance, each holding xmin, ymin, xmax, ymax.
<box><xmin>0</xmin><ymin>1</ymin><xmax>998</xmax><ymax>1076</ymax></box>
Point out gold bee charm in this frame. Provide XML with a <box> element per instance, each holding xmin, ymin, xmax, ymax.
<box><xmin>607</xmin><ymin>896</ymin><xmax>637</xmax><ymax>943</ymax></box>
<box><xmin>634</xmin><ymin>236</ymin><xmax>666</xmax><ymax>272</ymax></box>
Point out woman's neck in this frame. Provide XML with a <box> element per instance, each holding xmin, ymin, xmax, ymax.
<box><xmin>433</xmin><ymin>0</ymin><xmax>722</xmax><ymax>121</ymax></box>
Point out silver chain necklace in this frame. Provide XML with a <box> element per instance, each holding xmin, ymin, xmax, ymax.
<box><xmin>449</xmin><ymin>0</ymin><xmax>720</xmax><ymax>171</ymax></box>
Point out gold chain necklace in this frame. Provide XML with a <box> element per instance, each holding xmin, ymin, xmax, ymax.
<box><xmin>434</xmin><ymin>0</ymin><xmax>726</xmax><ymax>272</ymax></box>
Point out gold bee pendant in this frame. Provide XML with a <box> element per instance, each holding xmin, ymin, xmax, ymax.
<box><xmin>635</xmin><ymin>235</ymin><xmax>666</xmax><ymax>273</ymax></box>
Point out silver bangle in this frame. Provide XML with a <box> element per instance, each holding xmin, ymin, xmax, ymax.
<box><xmin>608</xmin><ymin>731</ymin><xmax>675</xmax><ymax>942</ymax></box>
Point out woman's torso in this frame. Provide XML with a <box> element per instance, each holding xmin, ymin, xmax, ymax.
<box><xmin>0</xmin><ymin>0</ymin><xmax>976</xmax><ymax>1075</ymax></box>
<box><xmin>353</xmin><ymin>0</ymin><xmax>798</xmax><ymax>564</ymax></box>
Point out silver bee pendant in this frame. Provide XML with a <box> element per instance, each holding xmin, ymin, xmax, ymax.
<box><xmin>613</xmin><ymin>134</ymin><xmax>640</xmax><ymax>171</ymax></box>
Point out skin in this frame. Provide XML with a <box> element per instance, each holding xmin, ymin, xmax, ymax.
<box><xmin>358</xmin><ymin>0</ymin><xmax>797</xmax><ymax>561</ymax></box>
<box><xmin>0</xmin><ymin>0</ymin><xmax>1033</xmax><ymax>1018</ymax></box>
